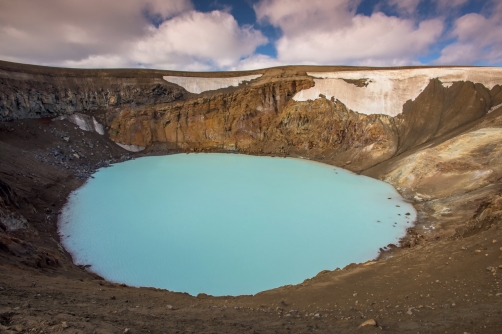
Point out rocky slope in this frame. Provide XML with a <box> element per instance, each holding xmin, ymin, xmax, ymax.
<box><xmin>1</xmin><ymin>60</ymin><xmax>502</xmax><ymax>333</ymax></box>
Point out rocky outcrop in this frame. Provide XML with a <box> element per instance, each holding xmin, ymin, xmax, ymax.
<box><xmin>107</xmin><ymin>78</ymin><xmax>314</xmax><ymax>150</ymax></box>
<box><xmin>0</xmin><ymin>180</ymin><xmax>28</xmax><ymax>232</ymax></box>
<box><xmin>382</xmin><ymin>127</ymin><xmax>502</xmax><ymax>199</ymax></box>
<box><xmin>394</xmin><ymin>79</ymin><xmax>501</xmax><ymax>155</ymax></box>
<box><xmin>0</xmin><ymin>62</ymin><xmax>187</xmax><ymax>121</ymax></box>
<box><xmin>106</xmin><ymin>76</ymin><xmax>502</xmax><ymax>172</ymax></box>
<box><xmin>269</xmin><ymin>98</ymin><xmax>398</xmax><ymax>169</ymax></box>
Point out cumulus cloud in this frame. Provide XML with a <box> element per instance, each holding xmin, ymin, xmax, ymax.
<box><xmin>386</xmin><ymin>0</ymin><xmax>469</xmax><ymax>16</ymax></box>
<box><xmin>130</xmin><ymin>11</ymin><xmax>267</xmax><ymax>69</ymax></box>
<box><xmin>254</xmin><ymin>0</ymin><xmax>443</xmax><ymax>66</ymax></box>
<box><xmin>63</xmin><ymin>55</ymin><xmax>133</xmax><ymax>70</ymax></box>
<box><xmin>0</xmin><ymin>0</ymin><xmax>499</xmax><ymax>69</ymax></box>
<box><xmin>255</xmin><ymin>0</ymin><xmax>361</xmax><ymax>34</ymax></box>
<box><xmin>0</xmin><ymin>0</ymin><xmax>266</xmax><ymax>70</ymax></box>
<box><xmin>0</xmin><ymin>0</ymin><xmax>192</xmax><ymax>64</ymax></box>
<box><xmin>436</xmin><ymin>1</ymin><xmax>502</xmax><ymax>65</ymax></box>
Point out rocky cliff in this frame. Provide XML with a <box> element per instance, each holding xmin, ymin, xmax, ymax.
<box><xmin>108</xmin><ymin>67</ymin><xmax>502</xmax><ymax>177</ymax></box>
<box><xmin>0</xmin><ymin>61</ymin><xmax>190</xmax><ymax>121</ymax></box>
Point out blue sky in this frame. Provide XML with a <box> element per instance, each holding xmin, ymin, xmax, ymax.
<box><xmin>0</xmin><ymin>0</ymin><xmax>500</xmax><ymax>70</ymax></box>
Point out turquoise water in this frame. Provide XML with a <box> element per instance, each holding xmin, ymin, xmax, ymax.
<box><xmin>59</xmin><ymin>153</ymin><xmax>415</xmax><ymax>296</ymax></box>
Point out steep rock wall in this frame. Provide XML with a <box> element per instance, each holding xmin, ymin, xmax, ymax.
<box><xmin>394</xmin><ymin>79</ymin><xmax>501</xmax><ymax>155</ymax></box>
<box><xmin>0</xmin><ymin>66</ymin><xmax>187</xmax><ymax>121</ymax></box>
<box><xmin>107</xmin><ymin>77</ymin><xmax>501</xmax><ymax>171</ymax></box>
<box><xmin>107</xmin><ymin>78</ymin><xmax>314</xmax><ymax>150</ymax></box>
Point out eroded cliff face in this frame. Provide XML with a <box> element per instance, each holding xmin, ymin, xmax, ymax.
<box><xmin>394</xmin><ymin>79</ymin><xmax>502</xmax><ymax>155</ymax></box>
<box><xmin>107</xmin><ymin>81</ymin><xmax>405</xmax><ymax>170</ymax></box>
<box><xmin>107</xmin><ymin>78</ymin><xmax>314</xmax><ymax>150</ymax></box>
<box><xmin>105</xmin><ymin>74</ymin><xmax>502</xmax><ymax>174</ymax></box>
<box><xmin>0</xmin><ymin>62</ymin><xmax>187</xmax><ymax>121</ymax></box>
<box><xmin>263</xmin><ymin>98</ymin><xmax>399</xmax><ymax>170</ymax></box>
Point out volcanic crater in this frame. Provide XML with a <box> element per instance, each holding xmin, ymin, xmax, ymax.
<box><xmin>1</xmin><ymin>61</ymin><xmax>502</xmax><ymax>333</ymax></box>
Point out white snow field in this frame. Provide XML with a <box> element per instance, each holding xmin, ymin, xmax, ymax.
<box><xmin>163</xmin><ymin>74</ymin><xmax>262</xmax><ymax>94</ymax></box>
<box><xmin>55</xmin><ymin>113</ymin><xmax>105</xmax><ymax>135</ymax></box>
<box><xmin>294</xmin><ymin>68</ymin><xmax>502</xmax><ymax>116</ymax></box>
<box><xmin>115</xmin><ymin>143</ymin><xmax>145</xmax><ymax>152</ymax></box>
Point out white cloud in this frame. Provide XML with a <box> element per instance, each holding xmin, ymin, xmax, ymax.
<box><xmin>0</xmin><ymin>0</ymin><xmax>266</xmax><ymax>70</ymax></box>
<box><xmin>0</xmin><ymin>0</ymin><xmax>499</xmax><ymax>70</ymax></box>
<box><xmin>130</xmin><ymin>11</ymin><xmax>267</xmax><ymax>69</ymax></box>
<box><xmin>0</xmin><ymin>0</ymin><xmax>192</xmax><ymax>64</ymax></box>
<box><xmin>65</xmin><ymin>10</ymin><xmax>267</xmax><ymax>71</ymax></box>
<box><xmin>436</xmin><ymin>2</ymin><xmax>502</xmax><ymax>65</ymax></box>
<box><xmin>63</xmin><ymin>55</ymin><xmax>134</xmax><ymax>69</ymax></box>
<box><xmin>255</xmin><ymin>0</ymin><xmax>361</xmax><ymax>34</ymax></box>
<box><xmin>387</xmin><ymin>0</ymin><xmax>469</xmax><ymax>15</ymax></box>
<box><xmin>255</xmin><ymin>0</ymin><xmax>443</xmax><ymax>66</ymax></box>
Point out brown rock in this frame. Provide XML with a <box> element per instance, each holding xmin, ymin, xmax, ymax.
<box><xmin>358</xmin><ymin>319</ymin><xmax>377</xmax><ymax>328</ymax></box>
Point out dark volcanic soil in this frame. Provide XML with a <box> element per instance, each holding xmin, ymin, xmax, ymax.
<box><xmin>1</xmin><ymin>62</ymin><xmax>502</xmax><ymax>333</ymax></box>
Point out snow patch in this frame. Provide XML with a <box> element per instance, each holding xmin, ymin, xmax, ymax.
<box><xmin>115</xmin><ymin>143</ymin><xmax>145</xmax><ymax>152</ymax></box>
<box><xmin>488</xmin><ymin>103</ymin><xmax>502</xmax><ymax>114</ymax></box>
<box><xmin>294</xmin><ymin>68</ymin><xmax>502</xmax><ymax>116</ymax></box>
<box><xmin>55</xmin><ymin>113</ymin><xmax>105</xmax><ymax>135</ymax></box>
<box><xmin>163</xmin><ymin>74</ymin><xmax>262</xmax><ymax>94</ymax></box>
<box><xmin>362</xmin><ymin>143</ymin><xmax>375</xmax><ymax>152</ymax></box>
<box><xmin>92</xmin><ymin>117</ymin><xmax>105</xmax><ymax>135</ymax></box>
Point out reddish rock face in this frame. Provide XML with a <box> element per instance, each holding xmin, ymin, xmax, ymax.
<box><xmin>104</xmin><ymin>75</ymin><xmax>401</xmax><ymax>170</ymax></box>
<box><xmin>105</xmin><ymin>74</ymin><xmax>502</xmax><ymax>174</ymax></box>
<box><xmin>107</xmin><ymin>78</ymin><xmax>314</xmax><ymax>151</ymax></box>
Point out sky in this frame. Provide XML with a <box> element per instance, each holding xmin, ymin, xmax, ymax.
<box><xmin>0</xmin><ymin>0</ymin><xmax>500</xmax><ymax>71</ymax></box>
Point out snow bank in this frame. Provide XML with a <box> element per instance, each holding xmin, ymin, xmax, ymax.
<box><xmin>163</xmin><ymin>74</ymin><xmax>262</xmax><ymax>94</ymax></box>
<box><xmin>115</xmin><ymin>143</ymin><xmax>145</xmax><ymax>152</ymax></box>
<box><xmin>55</xmin><ymin>113</ymin><xmax>105</xmax><ymax>135</ymax></box>
<box><xmin>294</xmin><ymin>68</ymin><xmax>502</xmax><ymax>116</ymax></box>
